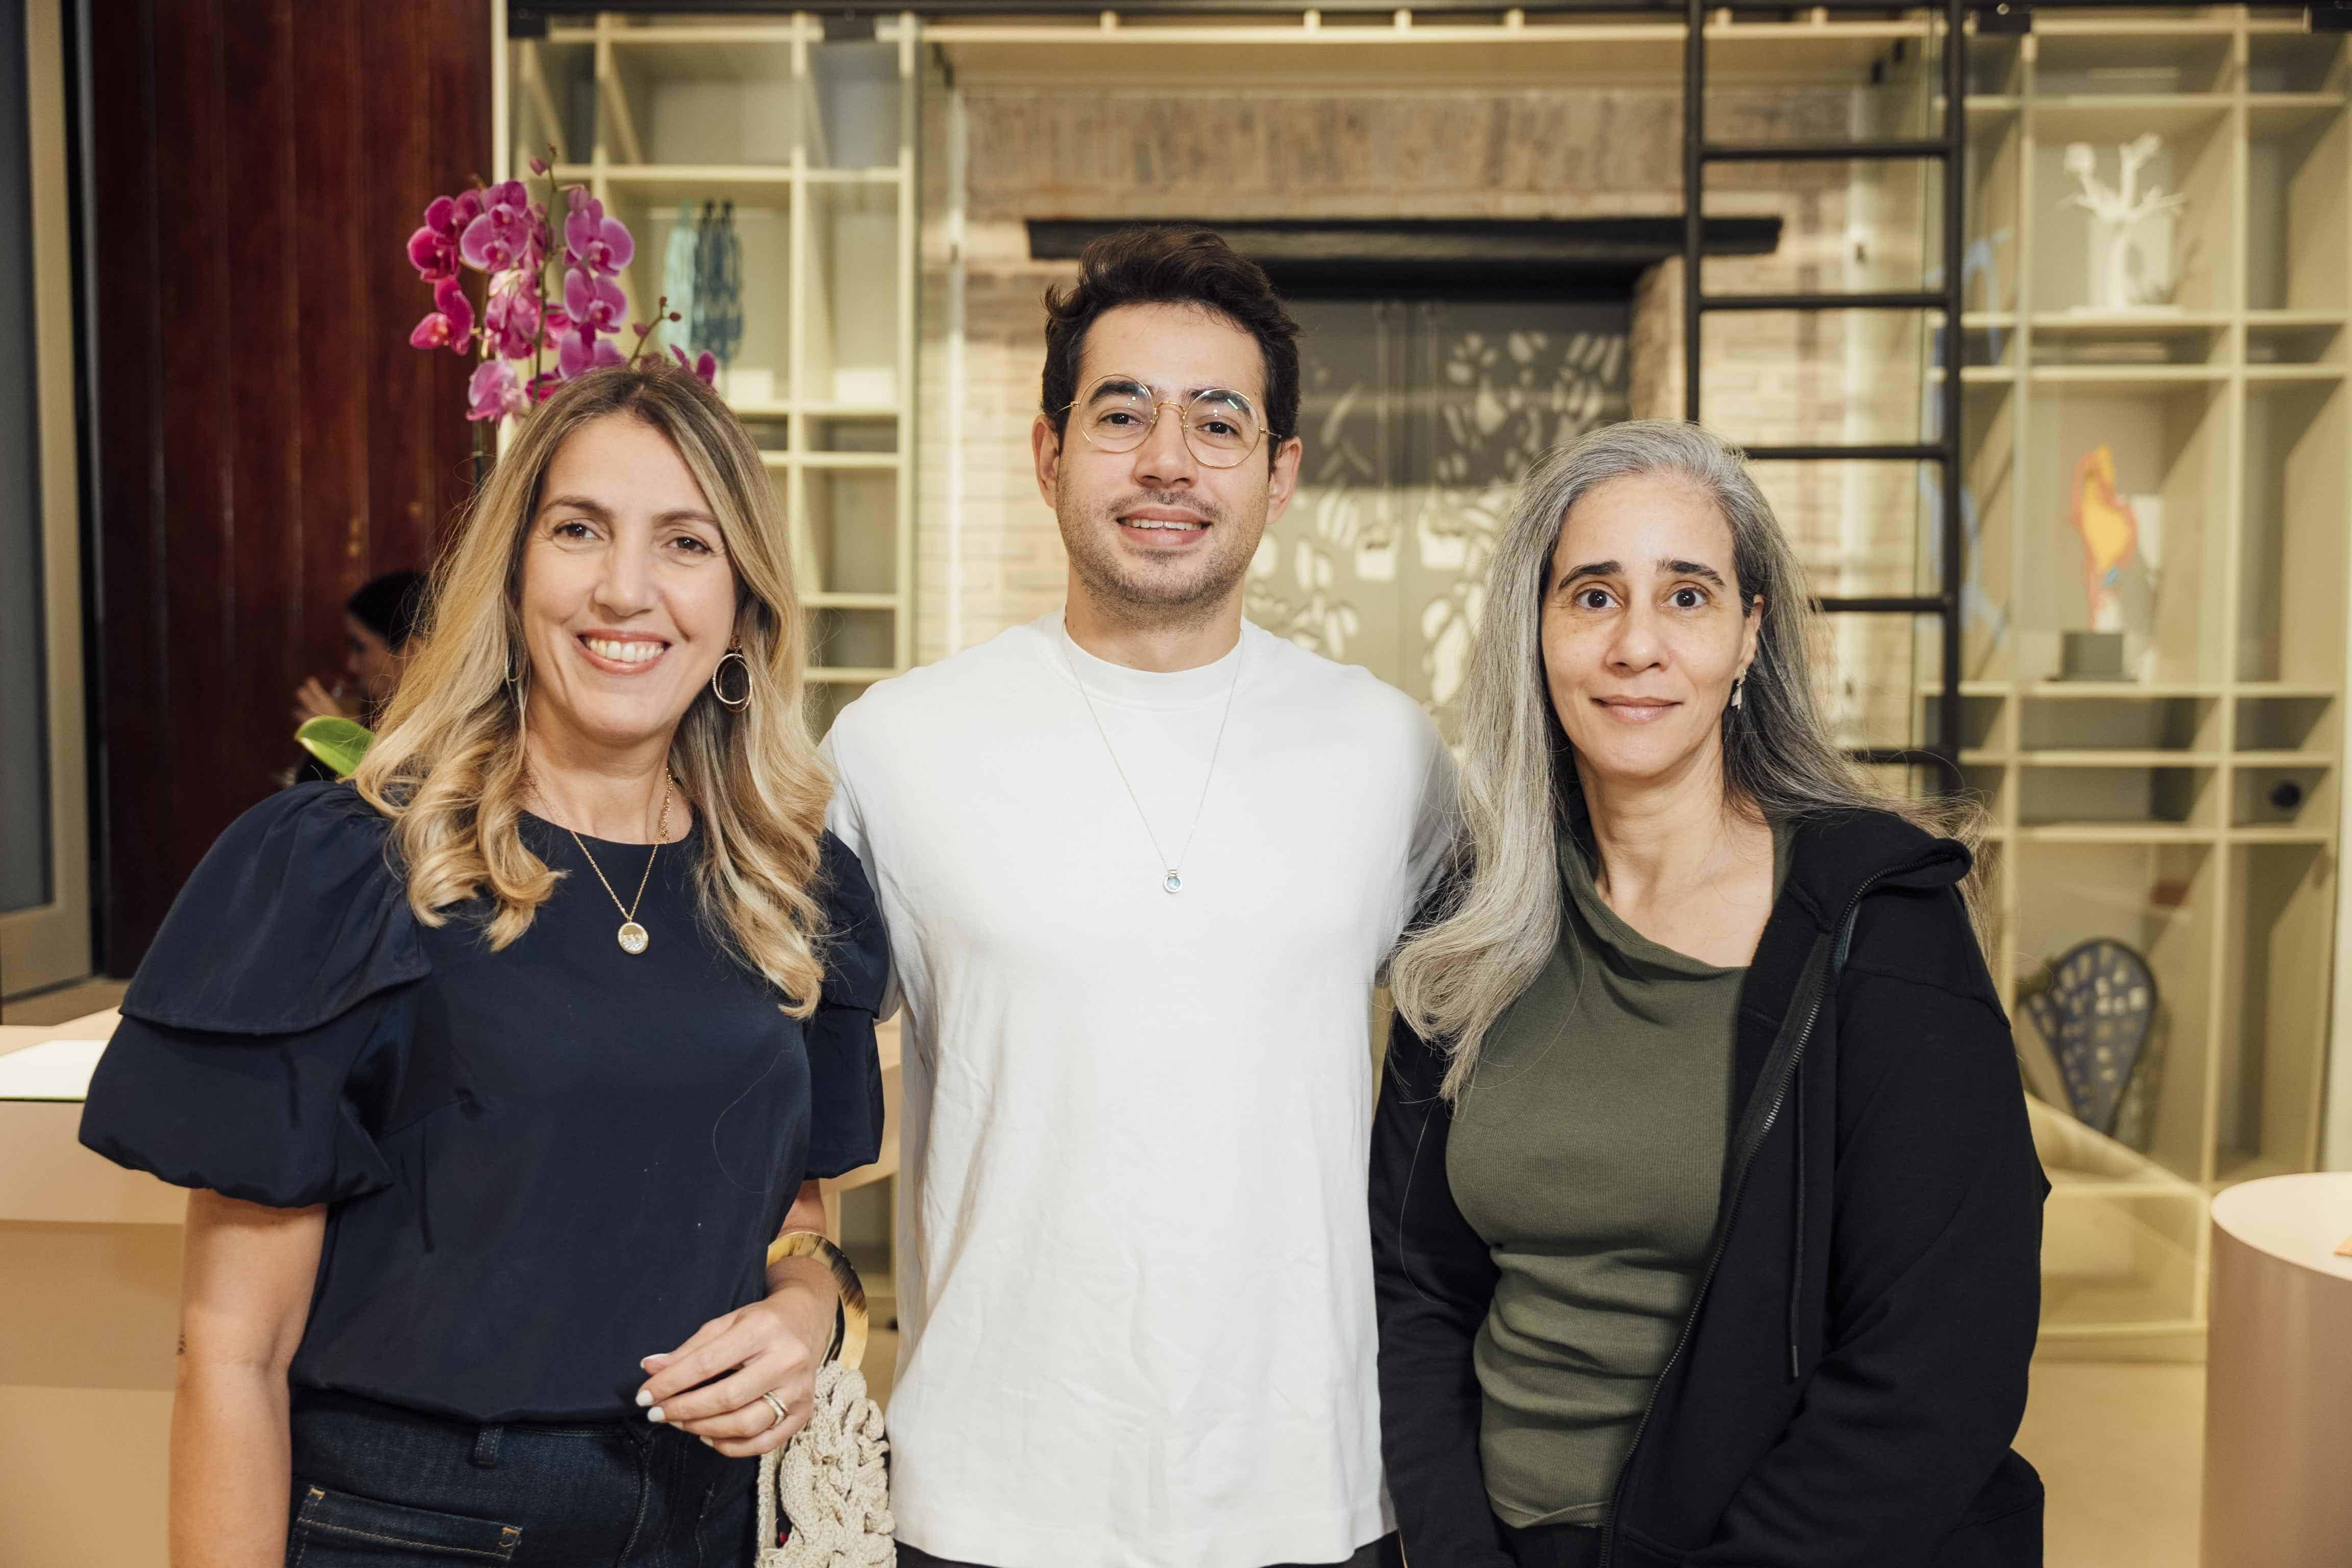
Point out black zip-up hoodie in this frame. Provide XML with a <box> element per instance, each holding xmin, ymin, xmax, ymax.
<box><xmin>1371</xmin><ymin>808</ymin><xmax>2047</xmax><ymax>1567</ymax></box>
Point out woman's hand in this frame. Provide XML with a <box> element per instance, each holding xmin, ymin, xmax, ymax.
<box><xmin>634</xmin><ymin>1259</ymin><xmax>839</xmax><ymax>1459</ymax></box>
<box><xmin>291</xmin><ymin>677</ymin><xmax>351</xmax><ymax>727</ymax></box>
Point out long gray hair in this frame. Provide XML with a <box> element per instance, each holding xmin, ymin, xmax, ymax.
<box><xmin>1389</xmin><ymin>419</ymin><xmax>1977</xmax><ymax>1100</ymax></box>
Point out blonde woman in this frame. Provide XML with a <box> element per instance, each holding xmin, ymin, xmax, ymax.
<box><xmin>1373</xmin><ymin>421</ymin><xmax>2044</xmax><ymax>1568</ymax></box>
<box><xmin>80</xmin><ymin>365</ymin><xmax>888</xmax><ymax>1567</ymax></box>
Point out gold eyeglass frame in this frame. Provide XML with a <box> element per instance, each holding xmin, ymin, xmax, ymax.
<box><xmin>1063</xmin><ymin>374</ymin><xmax>1267</xmax><ymax>469</ymax></box>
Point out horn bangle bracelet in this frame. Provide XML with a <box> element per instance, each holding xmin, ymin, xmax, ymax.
<box><xmin>765</xmin><ymin>1230</ymin><xmax>863</xmax><ymax>1369</ymax></box>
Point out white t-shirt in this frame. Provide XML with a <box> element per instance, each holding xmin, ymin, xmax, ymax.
<box><xmin>822</xmin><ymin>612</ymin><xmax>1457</xmax><ymax>1568</ymax></box>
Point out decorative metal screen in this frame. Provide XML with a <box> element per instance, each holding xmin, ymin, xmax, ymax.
<box><xmin>1250</xmin><ymin>297</ymin><xmax>1630</xmax><ymax>739</ymax></box>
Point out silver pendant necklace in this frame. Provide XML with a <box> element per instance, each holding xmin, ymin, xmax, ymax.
<box><xmin>1061</xmin><ymin>625</ymin><xmax>1244</xmax><ymax>895</ymax></box>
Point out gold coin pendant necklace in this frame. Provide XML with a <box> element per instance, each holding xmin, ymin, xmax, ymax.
<box><xmin>558</xmin><ymin>773</ymin><xmax>675</xmax><ymax>954</ymax></box>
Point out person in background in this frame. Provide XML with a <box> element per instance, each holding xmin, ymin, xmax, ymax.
<box><xmin>291</xmin><ymin>568</ymin><xmax>428</xmax><ymax>728</ymax></box>
<box><xmin>81</xmin><ymin>364</ymin><xmax>887</xmax><ymax>1566</ymax></box>
<box><xmin>1375</xmin><ymin>420</ymin><xmax>2045</xmax><ymax>1568</ymax></box>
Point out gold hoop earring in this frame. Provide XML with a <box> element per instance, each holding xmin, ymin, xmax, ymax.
<box><xmin>711</xmin><ymin>648</ymin><xmax>751</xmax><ymax>711</ymax></box>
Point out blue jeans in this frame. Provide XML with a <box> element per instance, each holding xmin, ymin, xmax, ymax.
<box><xmin>285</xmin><ymin>1388</ymin><xmax>756</xmax><ymax>1566</ymax></box>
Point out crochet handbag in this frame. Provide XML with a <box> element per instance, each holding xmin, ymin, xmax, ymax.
<box><xmin>756</xmin><ymin>1235</ymin><xmax>895</xmax><ymax>1567</ymax></box>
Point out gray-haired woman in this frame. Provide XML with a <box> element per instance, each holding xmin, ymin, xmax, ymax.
<box><xmin>1371</xmin><ymin>421</ymin><xmax>2046</xmax><ymax>1568</ymax></box>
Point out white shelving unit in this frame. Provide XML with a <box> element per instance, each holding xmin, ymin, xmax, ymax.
<box><xmin>1946</xmin><ymin>11</ymin><xmax>2350</xmax><ymax>1359</ymax></box>
<box><xmin>502</xmin><ymin>10</ymin><xmax>921</xmax><ymax>731</ymax></box>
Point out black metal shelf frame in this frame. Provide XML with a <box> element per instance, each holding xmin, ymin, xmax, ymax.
<box><xmin>1681</xmin><ymin>0</ymin><xmax>1969</xmax><ymax>795</ymax></box>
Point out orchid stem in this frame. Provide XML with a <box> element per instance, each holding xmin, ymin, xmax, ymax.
<box><xmin>531</xmin><ymin>152</ymin><xmax>561</xmax><ymax>394</ymax></box>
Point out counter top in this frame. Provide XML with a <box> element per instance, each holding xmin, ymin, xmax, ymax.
<box><xmin>0</xmin><ymin>1029</ymin><xmax>113</xmax><ymax>1100</ymax></box>
<box><xmin>2210</xmin><ymin>1172</ymin><xmax>2352</xmax><ymax>1285</ymax></box>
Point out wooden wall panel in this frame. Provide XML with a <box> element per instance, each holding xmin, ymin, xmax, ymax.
<box><xmin>288</xmin><ymin>0</ymin><xmax>369</xmax><ymax>732</ymax></box>
<box><xmin>85</xmin><ymin>0</ymin><xmax>167</xmax><ymax>973</ymax></box>
<box><xmin>86</xmin><ymin>0</ymin><xmax>489</xmax><ymax>968</ymax></box>
<box><xmin>220</xmin><ymin>0</ymin><xmax>301</xmax><ymax>811</ymax></box>
<box><xmin>148</xmin><ymin>0</ymin><xmax>237</xmax><ymax>862</ymax></box>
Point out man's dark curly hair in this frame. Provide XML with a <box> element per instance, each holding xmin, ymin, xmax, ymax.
<box><xmin>1039</xmin><ymin>226</ymin><xmax>1301</xmax><ymax>464</ymax></box>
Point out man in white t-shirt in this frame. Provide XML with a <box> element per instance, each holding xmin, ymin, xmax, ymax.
<box><xmin>822</xmin><ymin>227</ymin><xmax>1455</xmax><ymax>1568</ymax></box>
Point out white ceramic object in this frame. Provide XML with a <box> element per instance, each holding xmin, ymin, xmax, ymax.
<box><xmin>2060</xmin><ymin>137</ymin><xmax>2188</xmax><ymax>311</ymax></box>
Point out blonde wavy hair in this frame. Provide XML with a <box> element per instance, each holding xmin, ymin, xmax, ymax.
<box><xmin>353</xmin><ymin>364</ymin><xmax>831</xmax><ymax>1015</ymax></box>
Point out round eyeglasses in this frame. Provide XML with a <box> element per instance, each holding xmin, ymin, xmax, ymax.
<box><xmin>1065</xmin><ymin>375</ymin><xmax>1266</xmax><ymax>469</ymax></box>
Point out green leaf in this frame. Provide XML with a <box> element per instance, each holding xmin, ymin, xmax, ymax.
<box><xmin>296</xmin><ymin>716</ymin><xmax>376</xmax><ymax>779</ymax></box>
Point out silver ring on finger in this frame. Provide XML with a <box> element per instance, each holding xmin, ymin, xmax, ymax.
<box><xmin>760</xmin><ymin>1391</ymin><xmax>789</xmax><ymax>1432</ymax></box>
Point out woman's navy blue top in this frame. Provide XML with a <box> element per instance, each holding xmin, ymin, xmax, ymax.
<box><xmin>78</xmin><ymin>781</ymin><xmax>889</xmax><ymax>1424</ymax></box>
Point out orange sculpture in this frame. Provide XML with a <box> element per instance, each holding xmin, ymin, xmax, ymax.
<box><xmin>2069</xmin><ymin>444</ymin><xmax>2138</xmax><ymax>632</ymax></box>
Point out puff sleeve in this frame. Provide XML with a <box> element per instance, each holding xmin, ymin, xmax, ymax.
<box><xmin>801</xmin><ymin>830</ymin><xmax>890</xmax><ymax>1180</ymax></box>
<box><xmin>78</xmin><ymin>782</ymin><xmax>426</xmax><ymax>1208</ymax></box>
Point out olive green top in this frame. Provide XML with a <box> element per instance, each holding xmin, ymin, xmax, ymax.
<box><xmin>1446</xmin><ymin>819</ymin><xmax>1788</xmax><ymax>1529</ymax></box>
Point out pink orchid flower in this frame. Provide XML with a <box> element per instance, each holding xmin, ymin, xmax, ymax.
<box><xmin>519</xmin><ymin>202</ymin><xmax>550</xmax><ymax>273</ymax></box>
<box><xmin>563</xmin><ymin>197</ymin><xmax>634</xmax><ymax>276</ymax></box>
<box><xmin>410</xmin><ymin>177</ymin><xmax>648</xmax><ymax>421</ymax></box>
<box><xmin>670</xmin><ymin>345</ymin><xmax>719</xmax><ymax>386</ymax></box>
<box><xmin>467</xmin><ymin>359</ymin><xmax>530</xmax><ymax>423</ymax></box>
<box><xmin>557</xmin><ymin>327</ymin><xmax>624</xmax><ymax>380</ymax></box>
<box><xmin>408</xmin><ymin>276</ymin><xmax>475</xmax><ymax>352</ymax></box>
<box><xmin>407</xmin><ymin>225</ymin><xmax>457</xmax><ymax>282</ymax></box>
<box><xmin>563</xmin><ymin>266</ymin><xmax>625</xmax><ymax>335</ymax></box>
<box><xmin>407</xmin><ymin>190</ymin><xmax>481</xmax><ymax>281</ymax></box>
<box><xmin>483</xmin><ymin>273</ymin><xmax>543</xmax><ymax>360</ymax></box>
<box><xmin>460</xmin><ymin>180</ymin><xmax>535</xmax><ymax>272</ymax></box>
